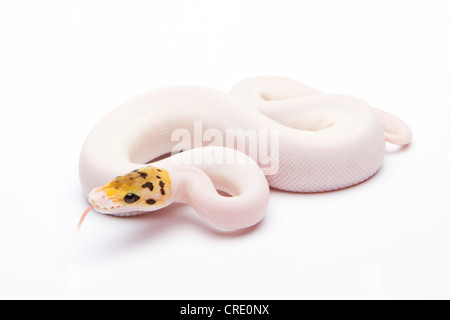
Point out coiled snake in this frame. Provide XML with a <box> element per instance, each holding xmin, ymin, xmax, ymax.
<box><xmin>79</xmin><ymin>76</ymin><xmax>412</xmax><ymax>230</ymax></box>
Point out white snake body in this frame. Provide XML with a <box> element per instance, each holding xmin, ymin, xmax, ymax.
<box><xmin>79</xmin><ymin>76</ymin><xmax>411</xmax><ymax>230</ymax></box>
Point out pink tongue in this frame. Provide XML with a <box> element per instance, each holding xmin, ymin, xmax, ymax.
<box><xmin>78</xmin><ymin>205</ymin><xmax>93</xmax><ymax>229</ymax></box>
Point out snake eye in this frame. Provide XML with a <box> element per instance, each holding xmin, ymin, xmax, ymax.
<box><xmin>124</xmin><ymin>193</ymin><xmax>140</xmax><ymax>204</ymax></box>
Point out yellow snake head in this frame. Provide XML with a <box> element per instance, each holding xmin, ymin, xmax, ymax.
<box><xmin>88</xmin><ymin>166</ymin><xmax>172</xmax><ymax>215</ymax></box>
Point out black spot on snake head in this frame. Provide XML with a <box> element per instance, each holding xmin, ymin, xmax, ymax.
<box><xmin>146</xmin><ymin>199</ymin><xmax>156</xmax><ymax>205</ymax></box>
<box><xmin>142</xmin><ymin>182</ymin><xmax>154</xmax><ymax>192</ymax></box>
<box><xmin>137</xmin><ymin>171</ymin><xmax>148</xmax><ymax>179</ymax></box>
<box><xmin>159</xmin><ymin>180</ymin><xmax>165</xmax><ymax>195</ymax></box>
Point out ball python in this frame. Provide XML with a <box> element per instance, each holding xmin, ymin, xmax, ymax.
<box><xmin>79</xmin><ymin>76</ymin><xmax>412</xmax><ymax>230</ymax></box>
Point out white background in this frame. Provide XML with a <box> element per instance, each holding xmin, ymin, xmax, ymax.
<box><xmin>0</xmin><ymin>0</ymin><xmax>449</xmax><ymax>300</ymax></box>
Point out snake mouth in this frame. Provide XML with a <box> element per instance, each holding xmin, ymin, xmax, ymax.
<box><xmin>88</xmin><ymin>188</ymin><xmax>122</xmax><ymax>213</ymax></box>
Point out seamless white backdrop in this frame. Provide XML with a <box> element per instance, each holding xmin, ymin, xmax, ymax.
<box><xmin>0</xmin><ymin>0</ymin><xmax>449</xmax><ymax>299</ymax></box>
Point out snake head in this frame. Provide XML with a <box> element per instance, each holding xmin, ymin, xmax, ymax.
<box><xmin>88</xmin><ymin>166</ymin><xmax>172</xmax><ymax>216</ymax></box>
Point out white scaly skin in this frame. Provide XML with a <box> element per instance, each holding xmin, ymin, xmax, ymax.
<box><xmin>80</xmin><ymin>76</ymin><xmax>412</xmax><ymax>230</ymax></box>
